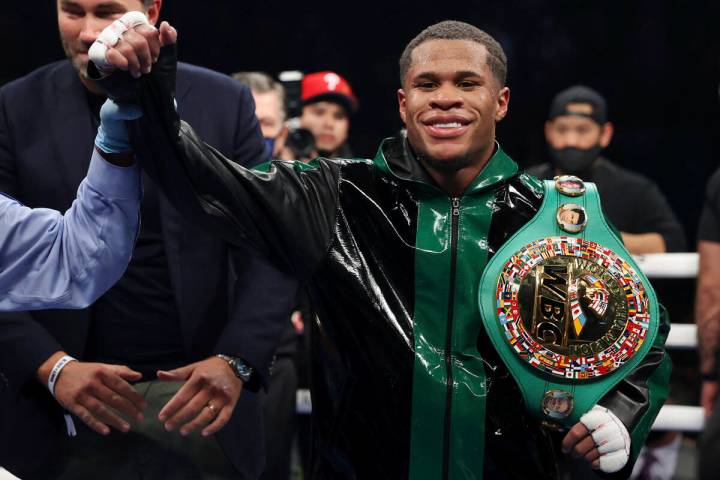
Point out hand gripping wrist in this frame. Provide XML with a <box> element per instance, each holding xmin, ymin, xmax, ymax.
<box><xmin>580</xmin><ymin>405</ymin><xmax>631</xmax><ymax>473</ymax></box>
<box><xmin>47</xmin><ymin>355</ymin><xmax>77</xmax><ymax>398</ymax></box>
<box><xmin>95</xmin><ymin>98</ymin><xmax>143</xmax><ymax>154</ymax></box>
<box><xmin>88</xmin><ymin>11</ymin><xmax>150</xmax><ymax>72</ymax></box>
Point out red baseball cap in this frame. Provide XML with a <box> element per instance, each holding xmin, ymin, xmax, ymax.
<box><xmin>301</xmin><ymin>71</ymin><xmax>358</xmax><ymax>113</ymax></box>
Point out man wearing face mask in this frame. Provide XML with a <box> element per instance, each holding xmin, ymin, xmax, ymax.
<box><xmin>528</xmin><ymin>85</ymin><xmax>686</xmax><ymax>254</ymax></box>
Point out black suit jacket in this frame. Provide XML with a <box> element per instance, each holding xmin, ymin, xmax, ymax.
<box><xmin>0</xmin><ymin>60</ymin><xmax>295</xmax><ymax>479</ymax></box>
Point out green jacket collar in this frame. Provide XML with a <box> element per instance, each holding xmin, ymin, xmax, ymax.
<box><xmin>372</xmin><ymin>133</ymin><xmax>519</xmax><ymax>196</ymax></box>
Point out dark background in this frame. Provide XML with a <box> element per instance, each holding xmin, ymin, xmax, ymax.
<box><xmin>2</xmin><ymin>0</ymin><xmax>719</xmax><ymax>243</ymax></box>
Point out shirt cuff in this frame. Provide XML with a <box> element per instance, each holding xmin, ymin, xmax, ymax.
<box><xmin>86</xmin><ymin>149</ymin><xmax>141</xmax><ymax>200</ymax></box>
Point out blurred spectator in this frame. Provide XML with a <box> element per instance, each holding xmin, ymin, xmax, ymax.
<box><xmin>527</xmin><ymin>85</ymin><xmax>686</xmax><ymax>254</ymax></box>
<box><xmin>696</xmin><ymin>167</ymin><xmax>720</xmax><ymax>479</ymax></box>
<box><xmin>232</xmin><ymin>72</ymin><xmax>289</xmax><ymax>158</ymax></box>
<box><xmin>233</xmin><ymin>72</ymin><xmax>319</xmax><ymax>164</ymax></box>
<box><xmin>234</xmin><ymin>71</ymin><xmax>300</xmax><ymax>480</ymax></box>
<box><xmin>300</xmin><ymin>71</ymin><xmax>358</xmax><ymax>158</ymax></box>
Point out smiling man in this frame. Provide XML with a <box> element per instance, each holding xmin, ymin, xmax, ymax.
<box><xmin>93</xmin><ymin>19</ymin><xmax>670</xmax><ymax>479</ymax></box>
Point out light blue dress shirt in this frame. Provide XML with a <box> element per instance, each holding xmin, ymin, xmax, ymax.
<box><xmin>0</xmin><ymin>150</ymin><xmax>140</xmax><ymax>311</ymax></box>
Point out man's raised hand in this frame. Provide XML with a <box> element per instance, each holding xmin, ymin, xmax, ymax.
<box><xmin>89</xmin><ymin>12</ymin><xmax>177</xmax><ymax>78</ymax></box>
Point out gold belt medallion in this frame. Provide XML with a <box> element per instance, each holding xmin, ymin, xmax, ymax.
<box><xmin>495</xmin><ymin>236</ymin><xmax>650</xmax><ymax>380</ymax></box>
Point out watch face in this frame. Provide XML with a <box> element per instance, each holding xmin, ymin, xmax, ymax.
<box><xmin>495</xmin><ymin>237</ymin><xmax>651</xmax><ymax>380</ymax></box>
<box><xmin>217</xmin><ymin>355</ymin><xmax>251</xmax><ymax>380</ymax></box>
<box><xmin>229</xmin><ymin>358</ymin><xmax>252</xmax><ymax>380</ymax></box>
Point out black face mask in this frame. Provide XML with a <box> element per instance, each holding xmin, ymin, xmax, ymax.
<box><xmin>547</xmin><ymin>144</ymin><xmax>601</xmax><ymax>178</ymax></box>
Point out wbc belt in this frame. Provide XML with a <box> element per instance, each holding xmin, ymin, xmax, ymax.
<box><xmin>478</xmin><ymin>176</ymin><xmax>659</xmax><ymax>429</ymax></box>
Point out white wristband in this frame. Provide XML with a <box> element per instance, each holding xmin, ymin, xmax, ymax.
<box><xmin>47</xmin><ymin>355</ymin><xmax>77</xmax><ymax>398</ymax></box>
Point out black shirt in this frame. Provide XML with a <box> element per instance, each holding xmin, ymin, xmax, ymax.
<box><xmin>699</xmin><ymin>168</ymin><xmax>720</xmax><ymax>243</ymax></box>
<box><xmin>527</xmin><ymin>158</ymin><xmax>687</xmax><ymax>252</ymax></box>
<box><xmin>84</xmin><ymin>93</ymin><xmax>186</xmax><ymax>379</ymax></box>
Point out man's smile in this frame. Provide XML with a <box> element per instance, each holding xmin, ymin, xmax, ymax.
<box><xmin>421</xmin><ymin>114</ymin><xmax>472</xmax><ymax>139</ymax></box>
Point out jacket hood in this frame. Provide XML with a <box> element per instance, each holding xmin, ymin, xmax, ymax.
<box><xmin>373</xmin><ymin>131</ymin><xmax>519</xmax><ymax>196</ymax></box>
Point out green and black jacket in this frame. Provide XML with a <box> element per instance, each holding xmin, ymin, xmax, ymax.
<box><xmin>100</xmin><ymin>47</ymin><xmax>671</xmax><ymax>480</ymax></box>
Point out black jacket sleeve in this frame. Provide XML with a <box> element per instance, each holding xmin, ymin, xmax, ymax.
<box><xmin>93</xmin><ymin>45</ymin><xmax>340</xmax><ymax>280</ymax></box>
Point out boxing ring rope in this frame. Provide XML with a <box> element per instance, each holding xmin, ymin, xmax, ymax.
<box><xmin>638</xmin><ymin>253</ymin><xmax>703</xmax><ymax>432</ymax></box>
<box><xmin>633</xmin><ymin>253</ymin><xmax>699</xmax><ymax>279</ymax></box>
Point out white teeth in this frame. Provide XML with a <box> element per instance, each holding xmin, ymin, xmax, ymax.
<box><xmin>433</xmin><ymin>122</ymin><xmax>462</xmax><ymax>129</ymax></box>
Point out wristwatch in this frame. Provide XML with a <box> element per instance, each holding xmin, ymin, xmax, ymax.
<box><xmin>216</xmin><ymin>354</ymin><xmax>253</xmax><ymax>383</ymax></box>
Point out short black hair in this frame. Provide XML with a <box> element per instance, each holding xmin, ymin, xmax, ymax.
<box><xmin>399</xmin><ymin>20</ymin><xmax>507</xmax><ymax>87</ymax></box>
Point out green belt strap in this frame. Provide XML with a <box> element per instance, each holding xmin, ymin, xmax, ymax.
<box><xmin>478</xmin><ymin>180</ymin><xmax>659</xmax><ymax>427</ymax></box>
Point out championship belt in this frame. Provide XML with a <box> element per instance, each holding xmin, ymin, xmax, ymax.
<box><xmin>478</xmin><ymin>176</ymin><xmax>659</xmax><ymax>429</ymax></box>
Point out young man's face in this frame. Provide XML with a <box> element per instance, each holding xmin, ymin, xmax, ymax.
<box><xmin>398</xmin><ymin>39</ymin><xmax>509</xmax><ymax>172</ymax></box>
<box><xmin>299</xmin><ymin>101</ymin><xmax>349</xmax><ymax>156</ymax></box>
<box><xmin>57</xmin><ymin>0</ymin><xmax>160</xmax><ymax>79</ymax></box>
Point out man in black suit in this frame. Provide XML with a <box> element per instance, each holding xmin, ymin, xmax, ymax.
<box><xmin>0</xmin><ymin>1</ymin><xmax>295</xmax><ymax>479</ymax></box>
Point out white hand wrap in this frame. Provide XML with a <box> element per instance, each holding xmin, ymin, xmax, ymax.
<box><xmin>88</xmin><ymin>11</ymin><xmax>150</xmax><ymax>71</ymax></box>
<box><xmin>579</xmin><ymin>405</ymin><xmax>631</xmax><ymax>473</ymax></box>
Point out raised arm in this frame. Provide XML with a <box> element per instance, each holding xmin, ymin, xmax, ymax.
<box><xmin>0</xmin><ymin>149</ymin><xmax>140</xmax><ymax>310</ymax></box>
<box><xmin>90</xmin><ymin>19</ymin><xmax>339</xmax><ymax>279</ymax></box>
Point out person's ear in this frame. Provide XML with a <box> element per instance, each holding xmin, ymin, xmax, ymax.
<box><xmin>495</xmin><ymin>86</ymin><xmax>510</xmax><ymax>122</ymax></box>
<box><xmin>146</xmin><ymin>0</ymin><xmax>162</xmax><ymax>26</ymax></box>
<box><xmin>599</xmin><ymin>122</ymin><xmax>614</xmax><ymax>148</ymax></box>
<box><xmin>544</xmin><ymin>121</ymin><xmax>554</xmax><ymax>142</ymax></box>
<box><xmin>398</xmin><ymin>88</ymin><xmax>407</xmax><ymax>125</ymax></box>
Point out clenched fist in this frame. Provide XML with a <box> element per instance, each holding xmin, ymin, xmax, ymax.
<box><xmin>89</xmin><ymin>11</ymin><xmax>177</xmax><ymax>78</ymax></box>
